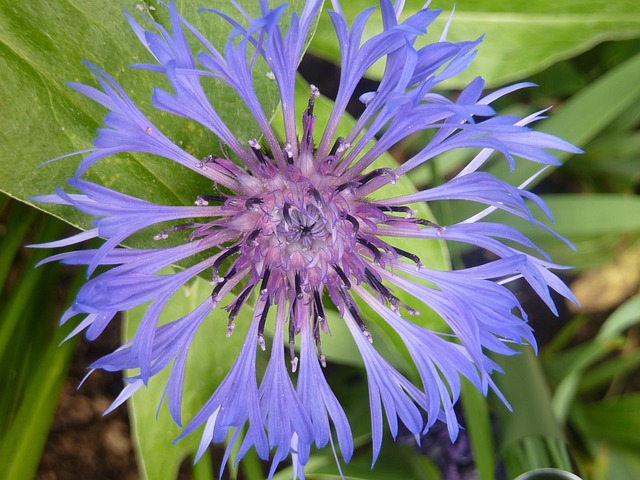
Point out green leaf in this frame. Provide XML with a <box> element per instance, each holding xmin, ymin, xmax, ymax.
<box><xmin>490</xmin><ymin>345</ymin><xmax>574</xmax><ymax>479</ymax></box>
<box><xmin>460</xmin><ymin>379</ymin><xmax>496</xmax><ymax>480</ymax></box>
<box><xmin>0</xmin><ymin>200</ymin><xmax>83</xmax><ymax>480</ymax></box>
<box><xmin>309</xmin><ymin>0</ymin><xmax>640</xmax><ymax>88</ymax></box>
<box><xmin>592</xmin><ymin>445</ymin><xmax>640</xmax><ymax>480</ymax></box>
<box><xmin>572</xmin><ymin>393</ymin><xmax>640</xmax><ymax>450</ymax></box>
<box><xmin>549</xmin><ymin>296</ymin><xmax>640</xmax><ymax>421</ymax></box>
<box><xmin>0</xmin><ymin>0</ymin><xmax>309</xmax><ymax>246</ymax></box>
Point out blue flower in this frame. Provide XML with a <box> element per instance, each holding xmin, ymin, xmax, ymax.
<box><xmin>34</xmin><ymin>0</ymin><xmax>580</xmax><ymax>477</ymax></box>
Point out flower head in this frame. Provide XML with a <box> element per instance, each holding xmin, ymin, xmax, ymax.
<box><xmin>34</xmin><ymin>0</ymin><xmax>580</xmax><ymax>477</ymax></box>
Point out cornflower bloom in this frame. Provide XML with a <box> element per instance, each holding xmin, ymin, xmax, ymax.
<box><xmin>34</xmin><ymin>0</ymin><xmax>580</xmax><ymax>477</ymax></box>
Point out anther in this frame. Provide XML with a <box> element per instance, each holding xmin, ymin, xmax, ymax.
<box><xmin>246</xmin><ymin>229</ymin><xmax>261</xmax><ymax>247</ymax></box>
<box><xmin>259</xmin><ymin>267</ymin><xmax>271</xmax><ymax>296</ymax></box>
<box><xmin>196</xmin><ymin>154</ymin><xmax>216</xmax><ymax>168</ymax></box>
<box><xmin>257</xmin><ymin>298</ymin><xmax>271</xmax><ymax>352</ymax></box>
<box><xmin>416</xmin><ymin>218</ymin><xmax>442</xmax><ymax>229</ymax></box>
<box><xmin>377</xmin><ymin>205</ymin><xmax>416</xmax><ymax>218</ymax></box>
<box><xmin>344</xmin><ymin>214</ymin><xmax>359</xmax><ymax>236</ymax></box>
<box><xmin>227</xmin><ymin>285</ymin><xmax>254</xmax><ymax>325</ymax></box>
<box><xmin>308</xmin><ymin>187</ymin><xmax>324</xmax><ymax>206</ymax></box>
<box><xmin>282</xmin><ymin>202</ymin><xmax>293</xmax><ymax>226</ymax></box>
<box><xmin>332</xmin><ymin>264</ymin><xmax>351</xmax><ymax>289</ymax></box>
<box><xmin>357</xmin><ymin>236</ymin><xmax>382</xmax><ymax>264</ymax></box>
<box><xmin>345</xmin><ymin>297</ymin><xmax>373</xmax><ymax>344</ymax></box>
<box><xmin>211</xmin><ymin>266</ymin><xmax>236</xmax><ymax>305</ymax></box>
<box><xmin>248</xmin><ymin>139</ymin><xmax>270</xmax><ymax>165</ymax></box>
<box><xmin>294</xmin><ymin>272</ymin><xmax>303</xmax><ymax>300</ymax></box>
<box><xmin>283</xmin><ymin>143</ymin><xmax>294</xmax><ymax>165</ymax></box>
<box><xmin>313</xmin><ymin>289</ymin><xmax>327</xmax><ymax>333</ymax></box>
<box><xmin>212</xmin><ymin>245</ymin><xmax>240</xmax><ymax>276</ymax></box>
<box><xmin>195</xmin><ymin>195</ymin><xmax>226</xmax><ymax>206</ymax></box>
<box><xmin>153</xmin><ymin>223</ymin><xmax>195</xmax><ymax>240</ymax></box>
<box><xmin>392</xmin><ymin>246</ymin><xmax>422</xmax><ymax>268</ymax></box>
<box><xmin>306</xmin><ymin>84</ymin><xmax>320</xmax><ymax>116</ymax></box>
<box><xmin>357</xmin><ymin>168</ymin><xmax>398</xmax><ymax>187</ymax></box>
<box><xmin>335</xmin><ymin>181</ymin><xmax>355</xmax><ymax>194</ymax></box>
<box><xmin>245</xmin><ymin>197</ymin><xmax>264</xmax><ymax>211</ymax></box>
<box><xmin>329</xmin><ymin>137</ymin><xmax>349</xmax><ymax>157</ymax></box>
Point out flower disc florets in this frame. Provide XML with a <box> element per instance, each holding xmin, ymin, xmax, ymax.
<box><xmin>186</xmin><ymin>88</ymin><xmax>425</xmax><ymax>368</ymax></box>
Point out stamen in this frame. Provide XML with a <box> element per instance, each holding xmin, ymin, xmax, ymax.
<box><xmin>357</xmin><ymin>236</ymin><xmax>382</xmax><ymax>264</ymax></box>
<box><xmin>282</xmin><ymin>202</ymin><xmax>293</xmax><ymax>226</ymax></box>
<box><xmin>377</xmin><ymin>205</ymin><xmax>416</xmax><ymax>218</ymax></box>
<box><xmin>153</xmin><ymin>223</ymin><xmax>195</xmax><ymax>240</ymax></box>
<box><xmin>257</xmin><ymin>298</ymin><xmax>271</xmax><ymax>351</ymax></box>
<box><xmin>294</xmin><ymin>271</ymin><xmax>303</xmax><ymax>299</ymax></box>
<box><xmin>343</xmin><ymin>293</ymin><xmax>373</xmax><ymax>344</ymax></box>
<box><xmin>344</xmin><ymin>214</ymin><xmax>359</xmax><ymax>236</ymax></box>
<box><xmin>245</xmin><ymin>197</ymin><xmax>264</xmax><ymax>211</ymax></box>
<box><xmin>364</xmin><ymin>268</ymin><xmax>416</xmax><ymax>314</ymax></box>
<box><xmin>364</xmin><ymin>269</ymin><xmax>395</xmax><ymax>304</ymax></box>
<box><xmin>212</xmin><ymin>245</ymin><xmax>240</xmax><ymax>281</ymax></box>
<box><xmin>329</xmin><ymin>137</ymin><xmax>348</xmax><ymax>157</ymax></box>
<box><xmin>392</xmin><ymin>246</ymin><xmax>423</xmax><ymax>268</ymax></box>
<box><xmin>246</xmin><ymin>229</ymin><xmax>262</xmax><ymax>247</ymax></box>
<box><xmin>260</xmin><ymin>267</ymin><xmax>271</xmax><ymax>296</ymax></box>
<box><xmin>306</xmin><ymin>84</ymin><xmax>320</xmax><ymax>117</ymax></box>
<box><xmin>289</xmin><ymin>307</ymin><xmax>298</xmax><ymax>372</ymax></box>
<box><xmin>195</xmin><ymin>194</ymin><xmax>226</xmax><ymax>206</ymax></box>
<box><xmin>312</xmin><ymin>306</ymin><xmax>327</xmax><ymax>368</ymax></box>
<box><xmin>283</xmin><ymin>143</ymin><xmax>294</xmax><ymax>165</ymax></box>
<box><xmin>211</xmin><ymin>267</ymin><xmax>238</xmax><ymax>304</ymax></box>
<box><xmin>308</xmin><ymin>187</ymin><xmax>324</xmax><ymax>206</ymax></box>
<box><xmin>332</xmin><ymin>264</ymin><xmax>351</xmax><ymax>289</ymax></box>
<box><xmin>313</xmin><ymin>289</ymin><xmax>328</xmax><ymax>334</ymax></box>
<box><xmin>248</xmin><ymin>139</ymin><xmax>270</xmax><ymax>165</ymax></box>
<box><xmin>357</xmin><ymin>168</ymin><xmax>398</xmax><ymax>187</ymax></box>
<box><xmin>335</xmin><ymin>181</ymin><xmax>355</xmax><ymax>194</ymax></box>
<box><xmin>416</xmin><ymin>218</ymin><xmax>442</xmax><ymax>229</ymax></box>
<box><xmin>227</xmin><ymin>284</ymin><xmax>254</xmax><ymax>325</ymax></box>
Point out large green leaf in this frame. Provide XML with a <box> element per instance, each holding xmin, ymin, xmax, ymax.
<box><xmin>0</xmin><ymin>0</ymin><xmax>306</xmax><ymax>241</ymax></box>
<box><xmin>309</xmin><ymin>0</ymin><xmax>640</xmax><ymax>88</ymax></box>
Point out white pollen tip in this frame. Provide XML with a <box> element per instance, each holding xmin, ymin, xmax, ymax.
<box><xmin>319</xmin><ymin>354</ymin><xmax>327</xmax><ymax>368</ymax></box>
<box><xmin>266</xmin><ymin>71</ymin><xmax>276</xmax><ymax>80</ymax></box>
<box><xmin>291</xmin><ymin>357</ymin><xmax>299</xmax><ymax>373</ymax></box>
<box><xmin>258</xmin><ymin>334</ymin><xmax>266</xmax><ymax>351</ymax></box>
<box><xmin>226</xmin><ymin>323</ymin><xmax>235</xmax><ymax>337</ymax></box>
<box><xmin>248</xmin><ymin>139</ymin><xmax>260</xmax><ymax>148</ymax></box>
<box><xmin>310</xmin><ymin>84</ymin><xmax>320</xmax><ymax>97</ymax></box>
<box><xmin>153</xmin><ymin>233</ymin><xmax>168</xmax><ymax>240</ymax></box>
<box><xmin>260</xmin><ymin>288</ymin><xmax>268</xmax><ymax>296</ymax></box>
<box><xmin>364</xmin><ymin>331</ymin><xmax>373</xmax><ymax>344</ymax></box>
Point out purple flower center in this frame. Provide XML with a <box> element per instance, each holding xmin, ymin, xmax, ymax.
<box><xmin>163</xmin><ymin>87</ymin><xmax>425</xmax><ymax>367</ymax></box>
